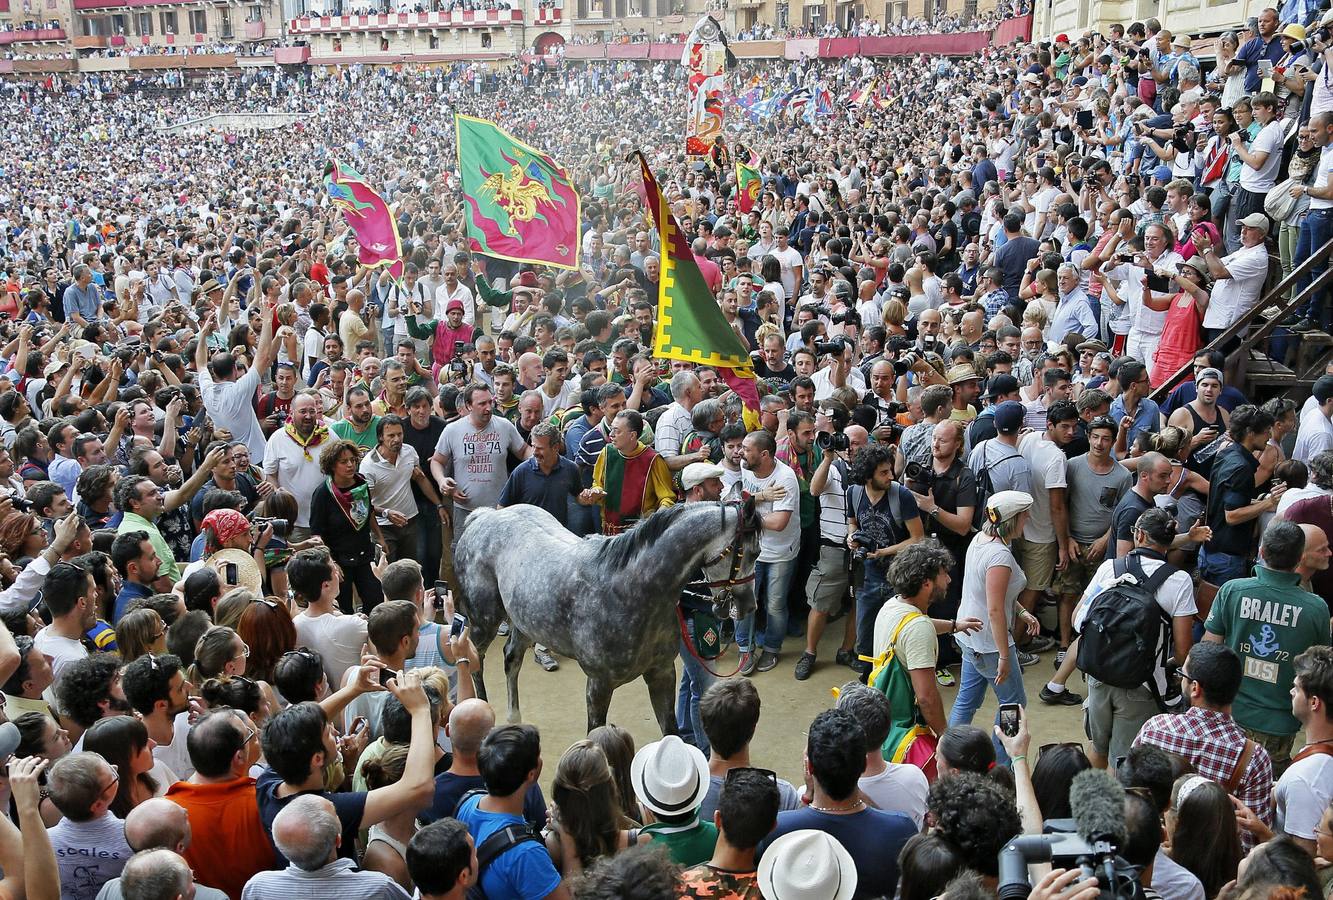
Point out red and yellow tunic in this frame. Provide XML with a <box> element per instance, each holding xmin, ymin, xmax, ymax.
<box><xmin>591</xmin><ymin>441</ymin><xmax>675</xmax><ymax>533</ymax></box>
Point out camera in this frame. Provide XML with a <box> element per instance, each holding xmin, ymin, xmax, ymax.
<box><xmin>816</xmin><ymin>431</ymin><xmax>850</xmax><ymax>452</ymax></box>
<box><xmin>5</xmin><ymin>493</ymin><xmax>31</xmax><ymax>513</ymax></box>
<box><xmin>814</xmin><ymin>336</ymin><xmax>851</xmax><ymax>357</ymax></box>
<box><xmin>850</xmin><ymin>530</ymin><xmax>880</xmax><ymax>562</ymax></box>
<box><xmin>453</xmin><ymin>340</ymin><xmax>464</xmax><ymax>354</ymax></box>
<box><xmin>893</xmin><ymin>352</ymin><xmax>922</xmax><ymax>377</ymax></box>
<box><xmin>830</xmin><ymin>309</ymin><xmax>860</xmax><ymax>327</ymax></box>
<box><xmin>997</xmin><ymin>829</ymin><xmax>1146</xmax><ymax>900</ymax></box>
<box><xmin>905</xmin><ymin>460</ymin><xmax>936</xmax><ymax>488</ymax></box>
<box><xmin>253</xmin><ymin>516</ymin><xmax>291</xmax><ymax>537</ymax></box>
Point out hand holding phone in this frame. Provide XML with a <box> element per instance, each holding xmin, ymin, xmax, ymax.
<box><xmin>378</xmin><ymin>667</ymin><xmax>399</xmax><ymax>687</ymax></box>
<box><xmin>434</xmin><ymin>580</ymin><xmax>449</xmax><ymax>611</ymax></box>
<box><xmin>450</xmin><ymin>612</ymin><xmax>468</xmax><ymax>639</ymax></box>
<box><xmin>999</xmin><ymin>703</ymin><xmax>1021</xmax><ymax>737</ymax></box>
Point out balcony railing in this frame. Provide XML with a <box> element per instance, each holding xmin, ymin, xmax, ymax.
<box><xmin>286</xmin><ymin>8</ymin><xmax>522</xmax><ymax>33</ymax></box>
<box><xmin>0</xmin><ymin>26</ymin><xmax>66</xmax><ymax>43</ymax></box>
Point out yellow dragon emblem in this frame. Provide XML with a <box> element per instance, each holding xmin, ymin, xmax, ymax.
<box><xmin>477</xmin><ymin>163</ymin><xmax>555</xmax><ymax>236</ymax></box>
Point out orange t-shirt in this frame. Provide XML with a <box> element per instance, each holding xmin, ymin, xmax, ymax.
<box><xmin>165</xmin><ymin>776</ymin><xmax>277</xmax><ymax>900</ymax></box>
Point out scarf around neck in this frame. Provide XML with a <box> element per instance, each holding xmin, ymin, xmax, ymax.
<box><xmin>285</xmin><ymin>422</ymin><xmax>330</xmax><ymax>461</ymax></box>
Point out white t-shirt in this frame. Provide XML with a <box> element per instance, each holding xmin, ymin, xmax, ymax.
<box><xmin>293</xmin><ymin>610</ymin><xmax>369</xmax><ymax>691</ymax></box>
<box><xmin>302</xmin><ymin>328</ymin><xmax>325</xmax><ymax>379</ymax></box>
<box><xmin>812</xmin><ymin>365</ymin><xmax>866</xmax><ymax>401</ymax></box>
<box><xmin>1073</xmin><ymin>554</ymin><xmax>1196</xmax><ymax>694</ymax></box>
<box><xmin>434</xmin><ymin>281</ymin><xmax>476</xmax><ymax>324</ymax></box>
<box><xmin>742</xmin><ymin>460</ymin><xmax>801</xmax><ymax>563</ymax></box>
<box><xmin>1312</xmin><ymin>144</ymin><xmax>1333</xmax><ymax>212</ymax></box>
<box><xmin>859</xmin><ymin>763</ymin><xmax>930</xmax><ymax>828</ymax></box>
<box><xmin>1202</xmin><ymin>243</ymin><xmax>1269</xmax><ymax>330</ymax></box>
<box><xmin>771</xmin><ymin>245</ymin><xmax>804</xmax><ymax>298</ymax></box>
<box><xmin>199</xmin><ymin>366</ymin><xmax>267</xmax><ymax>465</ymax></box>
<box><xmin>1153</xmin><ymin>848</ymin><xmax>1205</xmax><ymax>900</ymax></box>
<box><xmin>1018</xmin><ymin>432</ymin><xmax>1068</xmax><ymax>545</ymax></box>
<box><xmin>152</xmin><ymin>711</ymin><xmax>195</xmax><ymax>781</ymax></box>
<box><xmin>34</xmin><ymin>628</ymin><xmax>87</xmax><ymax>709</ymax></box>
<box><xmin>1276</xmin><ymin>749</ymin><xmax>1333</xmax><ymax>840</ymax></box>
<box><xmin>262</xmin><ymin>429</ymin><xmax>328</xmax><ymax>527</ymax></box>
<box><xmin>1239</xmin><ymin>120</ymin><xmax>1286</xmax><ymax>193</ymax></box>
<box><xmin>1293</xmin><ymin>405</ymin><xmax>1333</xmax><ymax>464</ymax></box>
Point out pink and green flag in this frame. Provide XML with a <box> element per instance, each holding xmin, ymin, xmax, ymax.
<box><xmin>455</xmin><ymin>114</ymin><xmax>581</xmax><ymax>271</ymax></box>
<box><xmin>323</xmin><ymin>159</ymin><xmax>404</xmax><ymax>279</ymax></box>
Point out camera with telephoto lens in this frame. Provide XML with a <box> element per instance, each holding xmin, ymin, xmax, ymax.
<box><xmin>253</xmin><ymin>517</ymin><xmax>291</xmax><ymax>537</ymax></box>
<box><xmin>814</xmin><ymin>336</ymin><xmax>852</xmax><ymax>357</ymax></box>
<box><xmin>905</xmin><ymin>460</ymin><xmax>936</xmax><ymax>488</ymax></box>
<box><xmin>830</xmin><ymin>308</ymin><xmax>860</xmax><ymax>327</ymax></box>
<box><xmin>850</xmin><ymin>530</ymin><xmax>880</xmax><ymax>562</ymax></box>
<box><xmin>5</xmin><ymin>493</ymin><xmax>31</xmax><ymax>513</ymax></box>
<box><xmin>816</xmin><ymin>431</ymin><xmax>850</xmax><ymax>452</ymax></box>
<box><xmin>893</xmin><ymin>352</ymin><xmax>922</xmax><ymax>377</ymax></box>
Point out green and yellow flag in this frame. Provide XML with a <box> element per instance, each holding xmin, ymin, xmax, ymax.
<box><xmin>455</xmin><ymin>114</ymin><xmax>581</xmax><ymax>270</ymax></box>
<box><xmin>634</xmin><ymin>152</ymin><xmax>760</xmax><ymax>418</ymax></box>
<box><xmin>735</xmin><ymin>160</ymin><xmax>762</xmax><ymax>213</ymax></box>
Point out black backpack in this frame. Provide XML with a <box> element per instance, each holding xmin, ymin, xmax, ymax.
<box><xmin>457</xmin><ymin>789</ymin><xmax>543</xmax><ymax>900</ymax></box>
<box><xmin>1076</xmin><ymin>552</ymin><xmax>1177</xmax><ymax>710</ymax></box>
<box><xmin>972</xmin><ymin>440</ymin><xmax>1020</xmax><ymax>529</ymax></box>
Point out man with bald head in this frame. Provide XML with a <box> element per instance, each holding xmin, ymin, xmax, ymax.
<box><xmin>422</xmin><ymin>699</ymin><xmax>546</xmax><ymax>829</ymax></box>
<box><xmin>167</xmin><ymin>708</ymin><xmax>275</xmax><ymax>899</ymax></box>
<box><xmin>116</xmin><ymin>850</ymin><xmax>196</xmax><ymax>900</ymax></box>
<box><xmin>242</xmin><ymin>795</ymin><xmax>408</xmax><ymax>899</ymax></box>
<box><xmin>95</xmin><ymin>799</ymin><xmax>228</xmax><ymax>900</ymax></box>
<box><xmin>516</xmin><ymin>352</ymin><xmax>544</xmax><ymax>392</ymax></box>
<box><xmin>1296</xmin><ymin>522</ymin><xmax>1332</xmax><ymax>593</ymax></box>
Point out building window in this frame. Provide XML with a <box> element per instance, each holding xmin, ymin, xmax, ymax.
<box><xmin>776</xmin><ymin>0</ymin><xmax>789</xmax><ymax>25</ymax></box>
<box><xmin>137</xmin><ymin>11</ymin><xmax>152</xmax><ymax>34</ymax></box>
<box><xmin>189</xmin><ymin>9</ymin><xmax>206</xmax><ymax>33</ymax></box>
<box><xmin>219</xmin><ymin>7</ymin><xmax>232</xmax><ymax>37</ymax></box>
<box><xmin>160</xmin><ymin>10</ymin><xmax>176</xmax><ymax>33</ymax></box>
<box><xmin>332</xmin><ymin>36</ymin><xmax>342</xmax><ymax>50</ymax></box>
<box><xmin>963</xmin><ymin>0</ymin><xmax>976</xmax><ymax>19</ymax></box>
<box><xmin>111</xmin><ymin>13</ymin><xmax>126</xmax><ymax>33</ymax></box>
<box><xmin>481</xmin><ymin>30</ymin><xmax>491</xmax><ymax>46</ymax></box>
<box><xmin>428</xmin><ymin>33</ymin><xmax>439</xmax><ymax>47</ymax></box>
<box><xmin>247</xmin><ymin>5</ymin><xmax>262</xmax><ymax>22</ymax></box>
<box><xmin>379</xmin><ymin>35</ymin><xmax>388</xmax><ymax>49</ymax></box>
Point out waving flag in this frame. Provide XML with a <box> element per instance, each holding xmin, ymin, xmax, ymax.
<box><xmin>736</xmin><ymin>161</ymin><xmax>762</xmax><ymax>214</ymax></box>
<box><xmin>323</xmin><ymin>159</ymin><xmax>404</xmax><ymax>279</ymax></box>
<box><xmin>633</xmin><ymin>152</ymin><xmax>760</xmax><ymax>421</ymax></box>
<box><xmin>455</xmin><ymin>114</ymin><xmax>581</xmax><ymax>270</ymax></box>
<box><xmin>682</xmin><ymin>15</ymin><xmax>735</xmax><ymax>156</ymax></box>
<box><xmin>849</xmin><ymin>79</ymin><xmax>877</xmax><ymax>106</ymax></box>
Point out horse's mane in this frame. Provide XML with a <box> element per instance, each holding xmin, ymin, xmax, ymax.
<box><xmin>594</xmin><ymin>501</ymin><xmax>720</xmax><ymax>573</ymax></box>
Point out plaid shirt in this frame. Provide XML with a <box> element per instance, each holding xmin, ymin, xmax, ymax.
<box><xmin>1134</xmin><ymin>706</ymin><xmax>1273</xmax><ymax>851</ymax></box>
<box><xmin>980</xmin><ymin>288</ymin><xmax>1010</xmax><ymax>319</ymax></box>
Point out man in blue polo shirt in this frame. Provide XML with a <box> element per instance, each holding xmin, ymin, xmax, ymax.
<box><xmin>1229</xmin><ymin>8</ymin><xmax>1284</xmax><ymax>93</ymax></box>
<box><xmin>498</xmin><ymin>422</ymin><xmax>581</xmax><ymax>529</ymax></box>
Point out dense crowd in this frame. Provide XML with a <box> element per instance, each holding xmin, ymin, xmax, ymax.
<box><xmin>0</xmin><ymin>3</ymin><xmax>1331</xmax><ymax>900</ymax></box>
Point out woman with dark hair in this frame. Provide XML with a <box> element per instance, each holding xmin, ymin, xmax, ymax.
<box><xmin>1166</xmin><ymin>775</ymin><xmax>1242</xmax><ymax>898</ymax></box>
<box><xmin>759</xmin><ymin>254</ymin><xmax>786</xmax><ymax>320</ymax></box>
<box><xmin>545</xmin><ymin>740</ymin><xmax>644</xmax><ymax>874</ymax></box>
<box><xmin>186</xmin><ymin>625</ymin><xmax>248</xmax><ymax>686</ymax></box>
<box><xmin>1031</xmin><ymin>743</ymin><xmax>1092</xmax><ymax>820</ymax></box>
<box><xmin>1236</xmin><ymin>835</ymin><xmax>1323</xmax><ymax>900</ymax></box>
<box><xmin>936</xmin><ymin>725</ymin><xmax>996</xmax><ymax>777</ymax></box>
<box><xmin>309</xmin><ymin>438</ymin><xmax>386</xmax><ymax>614</ymax></box>
<box><xmin>586</xmin><ymin>725</ymin><xmax>640</xmax><ymax>826</ymax></box>
<box><xmin>236</xmin><ymin>599</ymin><xmax>296</xmax><ymax>683</ymax></box>
<box><xmin>897</xmin><ymin>832</ymin><xmax>966</xmax><ymax>900</ymax></box>
<box><xmin>82</xmin><ymin>715</ymin><xmax>162</xmax><ymax>817</ymax></box>
<box><xmin>183</xmin><ymin>566</ymin><xmax>221</xmax><ymax>616</ymax></box>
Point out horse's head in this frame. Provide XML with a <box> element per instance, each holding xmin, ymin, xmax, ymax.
<box><xmin>700</xmin><ymin>497</ymin><xmax>762</xmax><ymax>622</ymax></box>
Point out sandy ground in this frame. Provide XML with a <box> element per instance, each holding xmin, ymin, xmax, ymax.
<box><xmin>470</xmin><ymin>622</ymin><xmax>1089</xmax><ymax>793</ymax></box>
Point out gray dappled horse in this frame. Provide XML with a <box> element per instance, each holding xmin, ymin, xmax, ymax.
<box><xmin>455</xmin><ymin>499</ymin><xmax>761</xmax><ymax>735</ymax></box>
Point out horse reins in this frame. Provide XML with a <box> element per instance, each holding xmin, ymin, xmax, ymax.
<box><xmin>677</xmin><ymin>503</ymin><xmax>757</xmax><ymax>679</ymax></box>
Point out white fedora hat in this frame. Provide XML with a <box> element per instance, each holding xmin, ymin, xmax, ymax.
<box><xmin>629</xmin><ymin>735</ymin><xmax>710</xmax><ymax>819</ymax></box>
<box><xmin>758</xmin><ymin>830</ymin><xmax>858</xmax><ymax>900</ymax></box>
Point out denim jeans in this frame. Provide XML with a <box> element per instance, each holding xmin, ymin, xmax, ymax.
<box><xmin>948</xmin><ymin>644</ymin><xmax>1028</xmax><ymax>765</ymax></box>
<box><xmin>1200</xmin><ymin>546</ymin><xmax>1249</xmax><ymax>587</ymax></box>
<box><xmin>1296</xmin><ymin>209</ymin><xmax>1333</xmax><ymax>328</ymax></box>
<box><xmin>677</xmin><ymin>618</ymin><xmax>716</xmax><ymax>757</ymax></box>
<box><xmin>854</xmin><ymin>561</ymin><xmax>891</xmax><ymax>670</ymax></box>
<box><xmin>415</xmin><ymin>497</ymin><xmax>443</xmax><ymax>584</ymax></box>
<box><xmin>734</xmin><ymin>557</ymin><xmax>797</xmax><ymax>655</ymax></box>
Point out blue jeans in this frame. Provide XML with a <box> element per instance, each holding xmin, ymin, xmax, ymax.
<box><xmin>1200</xmin><ymin>546</ymin><xmax>1249</xmax><ymax>586</ymax></box>
<box><xmin>854</xmin><ymin>561</ymin><xmax>891</xmax><ymax>669</ymax></box>
<box><xmin>734</xmin><ymin>557</ymin><xmax>797</xmax><ymax>655</ymax></box>
<box><xmin>677</xmin><ymin>618</ymin><xmax>715</xmax><ymax>756</ymax></box>
<box><xmin>1296</xmin><ymin>209</ymin><xmax>1333</xmax><ymax>328</ymax></box>
<box><xmin>949</xmin><ymin>644</ymin><xmax>1028</xmax><ymax>765</ymax></box>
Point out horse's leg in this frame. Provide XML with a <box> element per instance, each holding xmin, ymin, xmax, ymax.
<box><xmin>586</xmin><ymin>674</ymin><xmax>614</xmax><ymax>735</ymax></box>
<box><xmin>502</xmin><ymin>628</ymin><xmax>532</xmax><ymax>725</ymax></box>
<box><xmin>457</xmin><ymin>574</ymin><xmax>501</xmax><ymax>703</ymax></box>
<box><xmin>643</xmin><ymin>662</ymin><xmax>681</xmax><ymax>738</ymax></box>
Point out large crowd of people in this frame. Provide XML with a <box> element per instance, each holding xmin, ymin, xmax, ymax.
<box><xmin>0</xmin><ymin>3</ymin><xmax>1329</xmax><ymax>899</ymax></box>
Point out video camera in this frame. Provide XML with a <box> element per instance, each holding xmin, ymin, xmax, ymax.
<box><xmin>997</xmin><ymin>770</ymin><xmax>1147</xmax><ymax>900</ymax></box>
<box><xmin>905</xmin><ymin>460</ymin><xmax>936</xmax><ymax>489</ymax></box>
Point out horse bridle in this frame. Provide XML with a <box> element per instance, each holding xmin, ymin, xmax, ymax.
<box><xmin>702</xmin><ymin>501</ymin><xmax>757</xmax><ymax>602</ymax></box>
